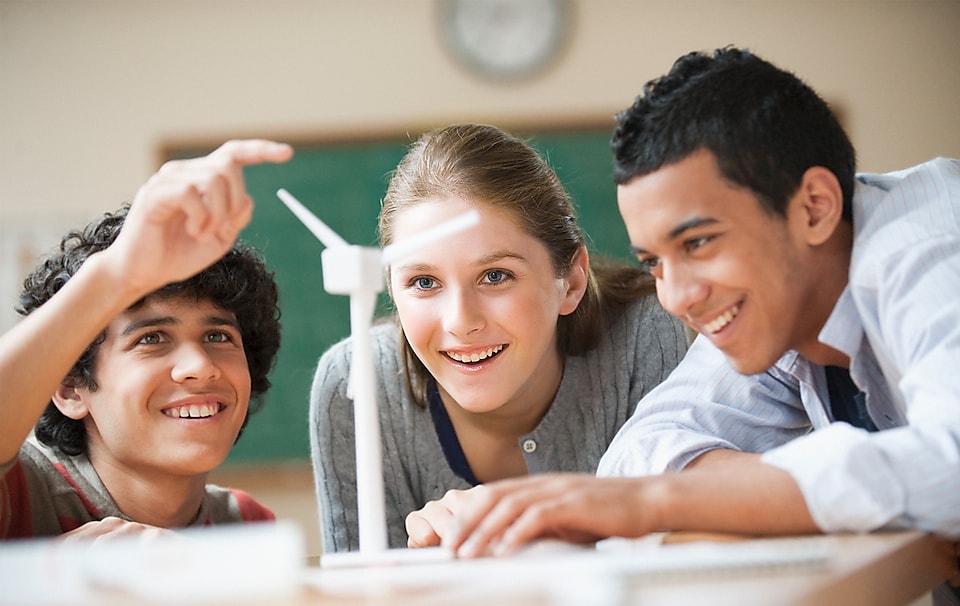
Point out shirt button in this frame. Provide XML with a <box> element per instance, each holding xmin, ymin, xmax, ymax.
<box><xmin>522</xmin><ymin>439</ymin><xmax>537</xmax><ymax>453</ymax></box>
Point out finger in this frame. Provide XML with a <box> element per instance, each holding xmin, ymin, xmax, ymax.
<box><xmin>60</xmin><ymin>516</ymin><xmax>123</xmax><ymax>541</ymax></box>
<box><xmin>212</xmin><ymin>139</ymin><xmax>294</xmax><ymax>166</ymax></box>
<box><xmin>455</xmin><ymin>490</ymin><xmax>536</xmax><ymax>558</ymax></box>
<box><xmin>223</xmin><ymin>193</ymin><xmax>253</xmax><ymax>243</ymax></box>
<box><xmin>180</xmin><ymin>183</ymin><xmax>210</xmax><ymax>239</ymax></box>
<box><xmin>196</xmin><ymin>172</ymin><xmax>240</xmax><ymax>244</ymax></box>
<box><xmin>443</xmin><ymin>484</ymin><xmax>530</xmax><ymax>557</ymax></box>
<box><xmin>439</xmin><ymin>485</ymin><xmax>496</xmax><ymax>551</ymax></box>
<box><xmin>453</xmin><ymin>478</ymin><xmax>578</xmax><ymax>558</ymax></box>
<box><xmin>405</xmin><ymin>512</ymin><xmax>442</xmax><ymax>548</ymax></box>
<box><xmin>495</xmin><ymin>501</ymin><xmax>584</xmax><ymax>556</ymax></box>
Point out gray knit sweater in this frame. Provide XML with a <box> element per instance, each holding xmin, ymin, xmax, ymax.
<box><xmin>309</xmin><ymin>295</ymin><xmax>688</xmax><ymax>553</ymax></box>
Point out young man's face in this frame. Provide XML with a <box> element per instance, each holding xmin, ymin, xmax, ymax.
<box><xmin>617</xmin><ymin>149</ymin><xmax>823</xmax><ymax>375</ymax></box>
<box><xmin>72</xmin><ymin>295</ymin><xmax>251</xmax><ymax>478</ymax></box>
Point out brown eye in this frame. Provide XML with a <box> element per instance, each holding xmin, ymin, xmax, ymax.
<box><xmin>137</xmin><ymin>332</ymin><xmax>163</xmax><ymax>345</ymax></box>
<box><xmin>684</xmin><ymin>235</ymin><xmax>715</xmax><ymax>252</ymax></box>
<box><xmin>637</xmin><ymin>257</ymin><xmax>660</xmax><ymax>272</ymax></box>
<box><xmin>206</xmin><ymin>331</ymin><xmax>232</xmax><ymax>343</ymax></box>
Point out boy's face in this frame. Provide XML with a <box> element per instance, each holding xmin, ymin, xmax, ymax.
<box><xmin>617</xmin><ymin>149</ymin><xmax>825</xmax><ymax>375</ymax></box>
<box><xmin>71</xmin><ymin>295</ymin><xmax>250</xmax><ymax>478</ymax></box>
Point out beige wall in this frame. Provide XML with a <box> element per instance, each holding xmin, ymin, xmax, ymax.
<box><xmin>2</xmin><ymin>0</ymin><xmax>959</xmax><ymax>328</ymax></box>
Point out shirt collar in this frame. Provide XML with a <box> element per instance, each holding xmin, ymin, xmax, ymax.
<box><xmin>818</xmin><ymin>285</ymin><xmax>864</xmax><ymax>360</ymax></box>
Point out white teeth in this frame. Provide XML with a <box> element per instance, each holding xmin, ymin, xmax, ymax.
<box><xmin>164</xmin><ymin>403</ymin><xmax>219</xmax><ymax>418</ymax></box>
<box><xmin>446</xmin><ymin>345</ymin><xmax>504</xmax><ymax>363</ymax></box>
<box><xmin>704</xmin><ymin>304</ymin><xmax>741</xmax><ymax>334</ymax></box>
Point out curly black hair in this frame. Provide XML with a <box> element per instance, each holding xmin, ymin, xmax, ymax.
<box><xmin>17</xmin><ymin>205</ymin><xmax>281</xmax><ymax>456</ymax></box>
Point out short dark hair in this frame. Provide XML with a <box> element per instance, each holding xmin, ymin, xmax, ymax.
<box><xmin>17</xmin><ymin>205</ymin><xmax>281</xmax><ymax>456</ymax></box>
<box><xmin>611</xmin><ymin>46</ymin><xmax>856</xmax><ymax>222</ymax></box>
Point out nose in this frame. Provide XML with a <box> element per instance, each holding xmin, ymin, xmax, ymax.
<box><xmin>170</xmin><ymin>343</ymin><xmax>221</xmax><ymax>383</ymax></box>
<box><xmin>442</xmin><ymin>287</ymin><xmax>486</xmax><ymax>337</ymax></box>
<box><xmin>656</xmin><ymin>262</ymin><xmax>709</xmax><ymax>320</ymax></box>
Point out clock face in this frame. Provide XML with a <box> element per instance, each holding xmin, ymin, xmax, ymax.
<box><xmin>438</xmin><ymin>0</ymin><xmax>571</xmax><ymax>81</ymax></box>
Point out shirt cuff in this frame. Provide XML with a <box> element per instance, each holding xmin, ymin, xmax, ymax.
<box><xmin>761</xmin><ymin>423</ymin><xmax>905</xmax><ymax>533</ymax></box>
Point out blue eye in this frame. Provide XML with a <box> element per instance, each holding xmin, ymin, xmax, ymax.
<box><xmin>482</xmin><ymin>269</ymin><xmax>515</xmax><ymax>285</ymax></box>
<box><xmin>485</xmin><ymin>270</ymin><xmax>505</xmax><ymax>283</ymax></box>
<box><xmin>413</xmin><ymin>276</ymin><xmax>437</xmax><ymax>290</ymax></box>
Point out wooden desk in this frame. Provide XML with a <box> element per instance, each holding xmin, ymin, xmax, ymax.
<box><xmin>295</xmin><ymin>531</ymin><xmax>956</xmax><ymax>606</ymax></box>
<box><xmin>7</xmin><ymin>530</ymin><xmax>954</xmax><ymax>605</ymax></box>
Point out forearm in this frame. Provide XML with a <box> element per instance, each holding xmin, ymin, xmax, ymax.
<box><xmin>0</xmin><ymin>251</ymin><xmax>144</xmax><ymax>461</ymax></box>
<box><xmin>654</xmin><ymin>449</ymin><xmax>818</xmax><ymax>535</ymax></box>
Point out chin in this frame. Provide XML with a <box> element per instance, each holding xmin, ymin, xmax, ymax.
<box><xmin>726</xmin><ymin>353</ymin><xmax>779</xmax><ymax>376</ymax></box>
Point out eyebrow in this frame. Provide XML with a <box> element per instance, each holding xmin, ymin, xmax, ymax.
<box><xmin>120</xmin><ymin>315</ymin><xmax>239</xmax><ymax>336</ymax></box>
<box><xmin>629</xmin><ymin>216</ymin><xmax>720</xmax><ymax>255</ymax></box>
<box><xmin>394</xmin><ymin>250</ymin><xmax>527</xmax><ymax>272</ymax></box>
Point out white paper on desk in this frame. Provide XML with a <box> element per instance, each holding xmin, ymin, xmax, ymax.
<box><xmin>0</xmin><ymin>520</ymin><xmax>305</xmax><ymax>605</ymax></box>
<box><xmin>309</xmin><ymin>536</ymin><xmax>831</xmax><ymax>600</ymax></box>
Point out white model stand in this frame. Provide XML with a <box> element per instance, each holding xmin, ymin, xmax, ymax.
<box><xmin>277</xmin><ymin>189</ymin><xmax>476</xmax><ymax>566</ymax></box>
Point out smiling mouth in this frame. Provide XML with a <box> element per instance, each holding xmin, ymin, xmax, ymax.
<box><xmin>162</xmin><ymin>403</ymin><xmax>224</xmax><ymax>419</ymax></box>
<box><xmin>444</xmin><ymin>344</ymin><xmax>505</xmax><ymax>364</ymax></box>
<box><xmin>703</xmin><ymin>303</ymin><xmax>742</xmax><ymax>335</ymax></box>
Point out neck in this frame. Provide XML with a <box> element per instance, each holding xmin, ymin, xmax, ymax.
<box><xmin>440</xmin><ymin>356</ymin><xmax>563</xmax><ymax>438</ymax></box>
<box><xmin>89</xmin><ymin>454</ymin><xmax>209</xmax><ymax>528</ymax></box>
<box><xmin>800</xmin><ymin>341</ymin><xmax>851</xmax><ymax>368</ymax></box>
<box><xmin>795</xmin><ymin>223</ymin><xmax>853</xmax><ymax>368</ymax></box>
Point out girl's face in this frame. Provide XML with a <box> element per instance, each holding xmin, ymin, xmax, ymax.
<box><xmin>389</xmin><ymin>197</ymin><xmax>586</xmax><ymax>420</ymax></box>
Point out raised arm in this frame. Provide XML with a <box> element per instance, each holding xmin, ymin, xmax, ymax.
<box><xmin>0</xmin><ymin>140</ymin><xmax>292</xmax><ymax>463</ymax></box>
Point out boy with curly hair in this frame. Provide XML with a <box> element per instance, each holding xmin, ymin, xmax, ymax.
<box><xmin>0</xmin><ymin>139</ymin><xmax>292</xmax><ymax>540</ymax></box>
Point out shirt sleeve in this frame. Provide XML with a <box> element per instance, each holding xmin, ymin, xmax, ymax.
<box><xmin>229</xmin><ymin>488</ymin><xmax>276</xmax><ymax>523</ymax></box>
<box><xmin>598</xmin><ymin>335</ymin><xmax>813</xmax><ymax>477</ymax></box>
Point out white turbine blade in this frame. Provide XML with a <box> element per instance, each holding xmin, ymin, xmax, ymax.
<box><xmin>381</xmin><ymin>209</ymin><xmax>479</xmax><ymax>266</ymax></box>
<box><xmin>276</xmin><ymin>188</ymin><xmax>348</xmax><ymax>249</ymax></box>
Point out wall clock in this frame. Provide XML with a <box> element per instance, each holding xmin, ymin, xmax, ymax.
<box><xmin>437</xmin><ymin>0</ymin><xmax>572</xmax><ymax>82</ymax></box>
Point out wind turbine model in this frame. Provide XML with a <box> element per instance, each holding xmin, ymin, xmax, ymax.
<box><xmin>276</xmin><ymin>188</ymin><xmax>478</xmax><ymax>567</ymax></box>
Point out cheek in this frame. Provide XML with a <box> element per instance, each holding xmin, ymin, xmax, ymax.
<box><xmin>395</xmin><ymin>300</ymin><xmax>435</xmax><ymax>354</ymax></box>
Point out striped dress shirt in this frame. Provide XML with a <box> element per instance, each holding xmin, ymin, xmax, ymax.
<box><xmin>598</xmin><ymin>157</ymin><xmax>960</xmax><ymax>538</ymax></box>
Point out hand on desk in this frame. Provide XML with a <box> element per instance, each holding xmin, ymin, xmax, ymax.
<box><xmin>406</xmin><ymin>473</ymin><xmax>656</xmax><ymax>558</ymax></box>
<box><xmin>408</xmin><ymin>455</ymin><xmax>818</xmax><ymax>560</ymax></box>
<box><xmin>60</xmin><ymin>516</ymin><xmax>174</xmax><ymax>544</ymax></box>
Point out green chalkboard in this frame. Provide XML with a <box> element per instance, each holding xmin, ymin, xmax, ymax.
<box><xmin>172</xmin><ymin>126</ymin><xmax>631</xmax><ymax>462</ymax></box>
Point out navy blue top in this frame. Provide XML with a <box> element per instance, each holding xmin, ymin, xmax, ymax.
<box><xmin>824</xmin><ymin>365</ymin><xmax>878</xmax><ymax>432</ymax></box>
<box><xmin>428</xmin><ymin>382</ymin><xmax>479</xmax><ymax>485</ymax></box>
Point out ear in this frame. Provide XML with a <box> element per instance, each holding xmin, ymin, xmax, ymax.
<box><xmin>793</xmin><ymin>166</ymin><xmax>845</xmax><ymax>246</ymax></box>
<box><xmin>51</xmin><ymin>381</ymin><xmax>90</xmax><ymax>421</ymax></box>
<box><xmin>559</xmin><ymin>246</ymin><xmax>590</xmax><ymax>316</ymax></box>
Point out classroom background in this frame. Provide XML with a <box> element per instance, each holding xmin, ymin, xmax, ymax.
<box><xmin>2</xmin><ymin>0</ymin><xmax>959</xmax><ymax>558</ymax></box>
